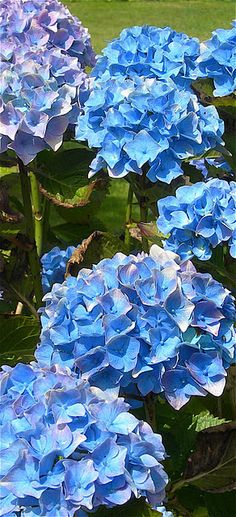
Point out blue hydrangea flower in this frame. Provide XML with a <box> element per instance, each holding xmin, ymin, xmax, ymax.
<box><xmin>41</xmin><ymin>245</ymin><xmax>76</xmax><ymax>294</ymax></box>
<box><xmin>0</xmin><ymin>362</ymin><xmax>169</xmax><ymax>515</ymax></box>
<box><xmin>0</xmin><ymin>0</ymin><xmax>95</xmax><ymax>66</ymax></box>
<box><xmin>75</xmin><ymin>75</ymin><xmax>224</xmax><ymax>183</ymax></box>
<box><xmin>91</xmin><ymin>25</ymin><xmax>200</xmax><ymax>88</ymax></box>
<box><xmin>0</xmin><ymin>0</ymin><xmax>95</xmax><ymax>164</ymax></box>
<box><xmin>157</xmin><ymin>178</ymin><xmax>236</xmax><ymax>259</ymax></box>
<box><xmin>197</xmin><ymin>20</ymin><xmax>236</xmax><ymax>96</ymax></box>
<box><xmin>36</xmin><ymin>244</ymin><xmax>236</xmax><ymax>410</ymax></box>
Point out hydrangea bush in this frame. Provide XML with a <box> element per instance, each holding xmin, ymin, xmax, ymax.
<box><xmin>76</xmin><ymin>75</ymin><xmax>224</xmax><ymax>183</ymax></box>
<box><xmin>157</xmin><ymin>178</ymin><xmax>236</xmax><ymax>260</ymax></box>
<box><xmin>0</xmin><ymin>362</ymin><xmax>169</xmax><ymax>515</ymax></box>
<box><xmin>36</xmin><ymin>245</ymin><xmax>236</xmax><ymax>410</ymax></box>
<box><xmin>0</xmin><ymin>10</ymin><xmax>236</xmax><ymax>517</ymax></box>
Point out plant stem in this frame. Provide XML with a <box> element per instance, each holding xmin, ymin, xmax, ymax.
<box><xmin>124</xmin><ymin>183</ymin><xmax>133</xmax><ymax>251</ymax></box>
<box><xmin>29</xmin><ymin>165</ymin><xmax>43</xmax><ymax>257</ymax></box>
<box><xmin>140</xmin><ymin>197</ymin><xmax>149</xmax><ymax>252</ymax></box>
<box><xmin>42</xmin><ymin>197</ymin><xmax>50</xmax><ymax>250</ymax></box>
<box><xmin>144</xmin><ymin>393</ymin><xmax>157</xmax><ymax>431</ymax></box>
<box><xmin>18</xmin><ymin>158</ymin><xmax>43</xmax><ymax>309</ymax></box>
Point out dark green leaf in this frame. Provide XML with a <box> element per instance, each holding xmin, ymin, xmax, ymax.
<box><xmin>0</xmin><ymin>315</ymin><xmax>40</xmax><ymax>366</ymax></box>
<box><xmin>182</xmin><ymin>422</ymin><xmax>236</xmax><ymax>492</ymax></box>
<box><xmin>50</xmin><ymin>218</ymin><xmax>106</xmax><ymax>246</ymax></box>
<box><xmin>66</xmin><ymin>231</ymin><xmax>128</xmax><ymax>276</ymax></box>
<box><xmin>205</xmin><ymin>492</ymin><xmax>236</xmax><ymax>517</ymax></box>
<box><xmin>93</xmin><ymin>498</ymin><xmax>161</xmax><ymax>517</ymax></box>
<box><xmin>36</xmin><ymin>149</ymin><xmax>109</xmax><ymax>221</ymax></box>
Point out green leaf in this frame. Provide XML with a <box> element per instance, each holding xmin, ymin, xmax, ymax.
<box><xmin>50</xmin><ymin>218</ymin><xmax>106</xmax><ymax>246</ymax></box>
<box><xmin>190</xmin><ymin>410</ymin><xmax>227</xmax><ymax>433</ymax></box>
<box><xmin>182</xmin><ymin>422</ymin><xmax>236</xmax><ymax>492</ymax></box>
<box><xmin>0</xmin><ymin>165</ymin><xmax>18</xmax><ymax>178</ymax></box>
<box><xmin>205</xmin><ymin>492</ymin><xmax>236</xmax><ymax>517</ymax></box>
<box><xmin>93</xmin><ymin>498</ymin><xmax>161</xmax><ymax>517</ymax></box>
<box><xmin>192</xmin><ymin>507</ymin><xmax>210</xmax><ymax>517</ymax></box>
<box><xmin>66</xmin><ymin>231</ymin><xmax>128</xmax><ymax>276</ymax></box>
<box><xmin>37</xmin><ymin>149</ymin><xmax>109</xmax><ymax>222</ymax></box>
<box><xmin>0</xmin><ymin>315</ymin><xmax>40</xmax><ymax>366</ymax></box>
<box><xmin>176</xmin><ymin>486</ymin><xmax>236</xmax><ymax>517</ymax></box>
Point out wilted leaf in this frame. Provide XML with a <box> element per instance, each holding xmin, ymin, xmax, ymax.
<box><xmin>66</xmin><ymin>231</ymin><xmax>127</xmax><ymax>276</ymax></box>
<box><xmin>138</xmin><ymin>221</ymin><xmax>166</xmax><ymax>245</ymax></box>
<box><xmin>0</xmin><ymin>315</ymin><xmax>40</xmax><ymax>366</ymax></box>
<box><xmin>183</xmin><ymin>422</ymin><xmax>236</xmax><ymax>492</ymax></box>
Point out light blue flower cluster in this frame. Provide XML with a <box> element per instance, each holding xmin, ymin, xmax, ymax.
<box><xmin>36</xmin><ymin>245</ymin><xmax>236</xmax><ymax>410</ymax></box>
<box><xmin>0</xmin><ymin>362</ymin><xmax>169</xmax><ymax>516</ymax></box>
<box><xmin>197</xmin><ymin>21</ymin><xmax>236</xmax><ymax>97</ymax></box>
<box><xmin>0</xmin><ymin>0</ymin><xmax>95</xmax><ymax>66</ymax></box>
<box><xmin>157</xmin><ymin>178</ymin><xmax>236</xmax><ymax>260</ymax></box>
<box><xmin>91</xmin><ymin>25</ymin><xmax>200</xmax><ymax>88</ymax></box>
<box><xmin>76</xmin><ymin>75</ymin><xmax>224</xmax><ymax>183</ymax></box>
<box><xmin>0</xmin><ymin>0</ymin><xmax>95</xmax><ymax>164</ymax></box>
<box><xmin>41</xmin><ymin>245</ymin><xmax>76</xmax><ymax>294</ymax></box>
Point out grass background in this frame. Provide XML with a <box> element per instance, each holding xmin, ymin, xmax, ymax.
<box><xmin>61</xmin><ymin>0</ymin><xmax>234</xmax><ymax>236</ymax></box>
<box><xmin>66</xmin><ymin>0</ymin><xmax>235</xmax><ymax>52</ymax></box>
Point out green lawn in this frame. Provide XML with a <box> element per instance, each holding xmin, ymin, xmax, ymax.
<box><xmin>62</xmin><ymin>0</ymin><xmax>234</xmax><ymax>237</ymax></box>
<box><xmin>66</xmin><ymin>0</ymin><xmax>235</xmax><ymax>52</ymax></box>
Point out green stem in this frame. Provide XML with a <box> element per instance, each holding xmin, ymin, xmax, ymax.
<box><xmin>42</xmin><ymin>197</ymin><xmax>50</xmax><ymax>250</ymax></box>
<box><xmin>140</xmin><ymin>197</ymin><xmax>149</xmax><ymax>252</ymax></box>
<box><xmin>6</xmin><ymin>281</ymin><xmax>39</xmax><ymax>320</ymax></box>
<box><xmin>144</xmin><ymin>393</ymin><xmax>157</xmax><ymax>431</ymax></box>
<box><xmin>18</xmin><ymin>158</ymin><xmax>43</xmax><ymax>309</ymax></box>
<box><xmin>29</xmin><ymin>166</ymin><xmax>43</xmax><ymax>257</ymax></box>
<box><xmin>124</xmin><ymin>183</ymin><xmax>133</xmax><ymax>251</ymax></box>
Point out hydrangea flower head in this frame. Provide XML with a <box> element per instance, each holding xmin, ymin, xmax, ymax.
<box><xmin>91</xmin><ymin>25</ymin><xmax>200</xmax><ymax>88</ymax></box>
<box><xmin>157</xmin><ymin>178</ymin><xmax>236</xmax><ymax>260</ymax></box>
<box><xmin>0</xmin><ymin>46</ymin><xmax>91</xmax><ymax>163</ymax></box>
<box><xmin>0</xmin><ymin>362</ymin><xmax>169</xmax><ymax>515</ymax></box>
<box><xmin>36</xmin><ymin>245</ymin><xmax>235</xmax><ymax>410</ymax></box>
<box><xmin>0</xmin><ymin>0</ymin><xmax>95</xmax><ymax>66</ymax></box>
<box><xmin>76</xmin><ymin>75</ymin><xmax>224</xmax><ymax>183</ymax></box>
<box><xmin>0</xmin><ymin>0</ymin><xmax>95</xmax><ymax>164</ymax></box>
<box><xmin>197</xmin><ymin>20</ymin><xmax>236</xmax><ymax>96</ymax></box>
<box><xmin>41</xmin><ymin>245</ymin><xmax>76</xmax><ymax>294</ymax></box>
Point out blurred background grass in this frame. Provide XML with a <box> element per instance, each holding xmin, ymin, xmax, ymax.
<box><xmin>66</xmin><ymin>0</ymin><xmax>235</xmax><ymax>52</ymax></box>
<box><xmin>61</xmin><ymin>0</ymin><xmax>234</xmax><ymax>236</ymax></box>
